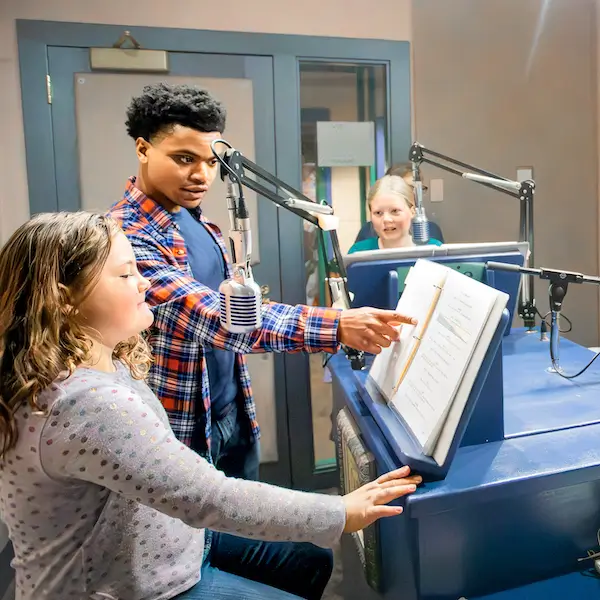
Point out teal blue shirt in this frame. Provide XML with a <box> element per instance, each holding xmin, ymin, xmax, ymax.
<box><xmin>348</xmin><ymin>236</ymin><xmax>443</xmax><ymax>254</ymax></box>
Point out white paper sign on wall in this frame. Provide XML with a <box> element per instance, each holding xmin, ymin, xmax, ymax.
<box><xmin>316</xmin><ymin>121</ymin><xmax>375</xmax><ymax>167</ymax></box>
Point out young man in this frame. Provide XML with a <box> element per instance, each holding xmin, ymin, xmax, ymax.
<box><xmin>109</xmin><ymin>82</ymin><xmax>414</xmax><ymax>481</ymax></box>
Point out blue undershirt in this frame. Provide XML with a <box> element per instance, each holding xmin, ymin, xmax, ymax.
<box><xmin>171</xmin><ymin>208</ymin><xmax>238</xmax><ymax>420</ymax></box>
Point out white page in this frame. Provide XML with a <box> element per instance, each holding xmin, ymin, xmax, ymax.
<box><xmin>390</xmin><ymin>268</ymin><xmax>498</xmax><ymax>448</ymax></box>
<box><xmin>368</xmin><ymin>260</ymin><xmax>448</xmax><ymax>401</ymax></box>
<box><xmin>424</xmin><ymin>286</ymin><xmax>508</xmax><ymax>457</ymax></box>
<box><xmin>421</xmin><ymin>278</ymin><xmax>507</xmax><ymax>456</ymax></box>
<box><xmin>432</xmin><ymin>290</ymin><xmax>508</xmax><ymax>464</ymax></box>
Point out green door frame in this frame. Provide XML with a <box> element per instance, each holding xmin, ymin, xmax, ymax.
<box><xmin>16</xmin><ymin>19</ymin><xmax>412</xmax><ymax>491</ymax></box>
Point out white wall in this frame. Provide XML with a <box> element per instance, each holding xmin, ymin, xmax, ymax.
<box><xmin>0</xmin><ymin>0</ymin><xmax>413</xmax><ymax>243</ymax></box>
<box><xmin>412</xmin><ymin>0</ymin><xmax>599</xmax><ymax>347</ymax></box>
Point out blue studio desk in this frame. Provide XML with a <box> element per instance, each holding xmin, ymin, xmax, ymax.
<box><xmin>331</xmin><ymin>331</ymin><xmax>600</xmax><ymax>599</ymax></box>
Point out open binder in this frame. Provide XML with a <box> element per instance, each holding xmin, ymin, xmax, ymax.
<box><xmin>367</xmin><ymin>259</ymin><xmax>509</xmax><ymax>472</ymax></box>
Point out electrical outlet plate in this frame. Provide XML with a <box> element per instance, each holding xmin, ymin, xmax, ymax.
<box><xmin>430</xmin><ymin>178</ymin><xmax>444</xmax><ymax>202</ymax></box>
<box><xmin>517</xmin><ymin>167</ymin><xmax>533</xmax><ymax>182</ymax></box>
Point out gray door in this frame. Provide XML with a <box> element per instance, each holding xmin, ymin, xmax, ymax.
<box><xmin>45</xmin><ymin>46</ymin><xmax>291</xmax><ymax>486</ymax></box>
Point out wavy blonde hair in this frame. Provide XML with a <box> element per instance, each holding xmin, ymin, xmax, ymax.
<box><xmin>367</xmin><ymin>174</ymin><xmax>414</xmax><ymax>210</ymax></box>
<box><xmin>0</xmin><ymin>212</ymin><xmax>152</xmax><ymax>458</ymax></box>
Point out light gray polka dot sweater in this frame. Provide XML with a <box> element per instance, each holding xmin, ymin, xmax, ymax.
<box><xmin>0</xmin><ymin>364</ymin><xmax>346</xmax><ymax>600</ymax></box>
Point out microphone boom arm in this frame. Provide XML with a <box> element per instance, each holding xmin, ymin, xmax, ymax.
<box><xmin>212</xmin><ymin>140</ymin><xmax>364</xmax><ymax>370</ymax></box>
<box><xmin>409</xmin><ymin>142</ymin><xmax>536</xmax><ymax>330</ymax></box>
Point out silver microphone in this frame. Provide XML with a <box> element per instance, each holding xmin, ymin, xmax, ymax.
<box><xmin>218</xmin><ymin>163</ymin><xmax>262</xmax><ymax>333</ymax></box>
<box><xmin>411</xmin><ymin>162</ymin><xmax>430</xmax><ymax>243</ymax></box>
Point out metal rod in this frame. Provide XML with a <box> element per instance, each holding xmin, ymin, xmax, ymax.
<box><xmin>550</xmin><ymin>310</ymin><xmax>561</xmax><ymax>369</ymax></box>
<box><xmin>421</xmin><ymin>146</ymin><xmax>514</xmax><ymax>182</ymax></box>
<box><xmin>420</xmin><ymin>158</ymin><xmax>520</xmax><ymax>199</ymax></box>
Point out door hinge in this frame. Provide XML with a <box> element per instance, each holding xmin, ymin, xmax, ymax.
<box><xmin>46</xmin><ymin>74</ymin><xmax>52</xmax><ymax>104</ymax></box>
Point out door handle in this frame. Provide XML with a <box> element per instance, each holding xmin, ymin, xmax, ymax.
<box><xmin>260</xmin><ymin>285</ymin><xmax>270</xmax><ymax>303</ymax></box>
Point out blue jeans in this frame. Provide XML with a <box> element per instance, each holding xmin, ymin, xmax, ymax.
<box><xmin>211</xmin><ymin>401</ymin><xmax>260</xmax><ymax>481</ymax></box>
<box><xmin>175</xmin><ymin>532</ymin><xmax>333</xmax><ymax>600</ymax></box>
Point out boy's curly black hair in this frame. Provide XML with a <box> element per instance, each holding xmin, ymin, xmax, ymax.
<box><xmin>125</xmin><ymin>82</ymin><xmax>227</xmax><ymax>141</ymax></box>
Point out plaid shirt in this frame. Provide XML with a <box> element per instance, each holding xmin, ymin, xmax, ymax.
<box><xmin>109</xmin><ymin>177</ymin><xmax>341</xmax><ymax>452</ymax></box>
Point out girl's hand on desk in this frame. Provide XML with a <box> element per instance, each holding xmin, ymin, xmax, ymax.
<box><xmin>342</xmin><ymin>465</ymin><xmax>422</xmax><ymax>533</ymax></box>
<box><xmin>337</xmin><ymin>307</ymin><xmax>417</xmax><ymax>354</ymax></box>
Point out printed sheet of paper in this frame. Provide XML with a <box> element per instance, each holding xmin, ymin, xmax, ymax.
<box><xmin>368</xmin><ymin>260</ymin><xmax>448</xmax><ymax>402</ymax></box>
<box><xmin>390</xmin><ymin>267</ymin><xmax>498</xmax><ymax>449</ymax></box>
<box><xmin>432</xmin><ymin>289</ymin><xmax>508</xmax><ymax>464</ymax></box>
